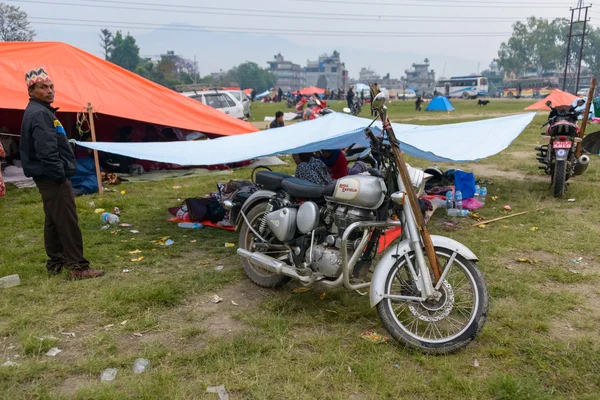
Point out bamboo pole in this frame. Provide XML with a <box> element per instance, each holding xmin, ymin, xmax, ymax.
<box><xmin>472</xmin><ymin>209</ymin><xmax>544</xmax><ymax>227</ymax></box>
<box><xmin>86</xmin><ymin>103</ymin><xmax>103</xmax><ymax>194</ymax></box>
<box><xmin>576</xmin><ymin>77</ymin><xmax>597</xmax><ymax>158</ymax></box>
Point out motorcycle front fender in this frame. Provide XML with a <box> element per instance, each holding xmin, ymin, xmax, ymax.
<box><xmin>369</xmin><ymin>235</ymin><xmax>479</xmax><ymax>308</ymax></box>
<box><xmin>234</xmin><ymin>190</ymin><xmax>277</xmax><ymax>229</ymax></box>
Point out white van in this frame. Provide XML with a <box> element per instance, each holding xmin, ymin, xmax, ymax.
<box><xmin>183</xmin><ymin>90</ymin><xmax>246</xmax><ymax>120</ymax></box>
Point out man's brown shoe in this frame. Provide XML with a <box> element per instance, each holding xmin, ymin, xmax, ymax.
<box><xmin>68</xmin><ymin>269</ymin><xmax>105</xmax><ymax>280</ymax></box>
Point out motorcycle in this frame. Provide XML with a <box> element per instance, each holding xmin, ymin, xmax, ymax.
<box><xmin>536</xmin><ymin>101</ymin><xmax>590</xmax><ymax>197</ymax></box>
<box><xmin>229</xmin><ymin>93</ymin><xmax>488</xmax><ymax>354</ymax></box>
<box><xmin>351</xmin><ymin>97</ymin><xmax>363</xmax><ymax>116</ymax></box>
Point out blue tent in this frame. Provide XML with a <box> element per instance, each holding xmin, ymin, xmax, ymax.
<box><xmin>426</xmin><ymin>96</ymin><xmax>455</xmax><ymax>112</ymax></box>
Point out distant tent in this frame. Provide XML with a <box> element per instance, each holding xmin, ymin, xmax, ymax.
<box><xmin>524</xmin><ymin>89</ymin><xmax>578</xmax><ymax>111</ymax></box>
<box><xmin>243</xmin><ymin>88</ymin><xmax>253</xmax><ymax>95</ymax></box>
<box><xmin>426</xmin><ymin>96</ymin><xmax>455</xmax><ymax>112</ymax></box>
<box><xmin>299</xmin><ymin>86</ymin><xmax>326</xmax><ymax>95</ymax></box>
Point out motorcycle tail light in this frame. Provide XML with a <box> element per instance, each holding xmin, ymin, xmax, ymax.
<box><xmin>559</xmin><ymin>136</ymin><xmax>567</xmax><ymax>141</ymax></box>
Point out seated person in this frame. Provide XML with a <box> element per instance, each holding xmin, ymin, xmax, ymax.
<box><xmin>270</xmin><ymin>111</ymin><xmax>285</xmax><ymax>129</ymax></box>
<box><xmin>0</xmin><ymin>127</ymin><xmax>20</xmax><ymax>167</ymax></box>
<box><xmin>320</xmin><ymin>149</ymin><xmax>368</xmax><ymax>179</ymax></box>
<box><xmin>102</xmin><ymin>127</ymin><xmax>137</xmax><ymax>173</ymax></box>
<box><xmin>293</xmin><ymin>152</ymin><xmax>333</xmax><ymax>186</ymax></box>
<box><xmin>142</xmin><ymin>124</ymin><xmax>165</xmax><ymax>142</ymax></box>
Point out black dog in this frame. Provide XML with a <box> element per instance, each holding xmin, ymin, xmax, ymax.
<box><xmin>477</xmin><ymin>100</ymin><xmax>490</xmax><ymax>107</ymax></box>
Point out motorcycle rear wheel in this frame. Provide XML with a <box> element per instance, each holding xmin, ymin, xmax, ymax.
<box><xmin>552</xmin><ymin>160</ymin><xmax>567</xmax><ymax>197</ymax></box>
<box><xmin>238</xmin><ymin>202</ymin><xmax>291</xmax><ymax>288</ymax></box>
<box><xmin>377</xmin><ymin>247</ymin><xmax>489</xmax><ymax>354</ymax></box>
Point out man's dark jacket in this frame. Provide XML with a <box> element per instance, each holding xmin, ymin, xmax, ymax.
<box><xmin>20</xmin><ymin>98</ymin><xmax>76</xmax><ymax>183</ymax></box>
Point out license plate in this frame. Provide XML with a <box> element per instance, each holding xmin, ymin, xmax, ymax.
<box><xmin>553</xmin><ymin>141</ymin><xmax>572</xmax><ymax>149</ymax></box>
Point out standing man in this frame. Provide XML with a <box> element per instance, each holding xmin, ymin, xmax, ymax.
<box><xmin>346</xmin><ymin>86</ymin><xmax>355</xmax><ymax>109</ymax></box>
<box><xmin>277</xmin><ymin>87</ymin><xmax>284</xmax><ymax>102</ymax></box>
<box><xmin>270</xmin><ymin>111</ymin><xmax>285</xmax><ymax>129</ymax></box>
<box><xmin>20</xmin><ymin>67</ymin><xmax>104</xmax><ymax>279</ymax></box>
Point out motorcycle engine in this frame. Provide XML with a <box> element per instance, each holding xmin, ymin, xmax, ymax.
<box><xmin>334</xmin><ymin>205</ymin><xmax>376</xmax><ymax>234</ymax></box>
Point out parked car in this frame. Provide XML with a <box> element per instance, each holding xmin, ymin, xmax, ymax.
<box><xmin>227</xmin><ymin>90</ymin><xmax>252</xmax><ymax>118</ymax></box>
<box><xmin>577</xmin><ymin>88</ymin><xmax>591</xmax><ymax>97</ymax></box>
<box><xmin>183</xmin><ymin>90</ymin><xmax>246</xmax><ymax>120</ymax></box>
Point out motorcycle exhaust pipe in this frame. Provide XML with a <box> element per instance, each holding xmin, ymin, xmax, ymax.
<box><xmin>237</xmin><ymin>248</ymin><xmax>313</xmax><ymax>283</ymax></box>
<box><xmin>573</xmin><ymin>155</ymin><xmax>590</xmax><ymax>176</ymax></box>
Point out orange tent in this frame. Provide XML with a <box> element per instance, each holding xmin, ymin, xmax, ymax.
<box><xmin>524</xmin><ymin>89</ymin><xmax>578</xmax><ymax>111</ymax></box>
<box><xmin>0</xmin><ymin>42</ymin><xmax>257</xmax><ymax>138</ymax></box>
<box><xmin>299</xmin><ymin>86</ymin><xmax>326</xmax><ymax>95</ymax></box>
<box><xmin>243</xmin><ymin>88</ymin><xmax>253</xmax><ymax>95</ymax></box>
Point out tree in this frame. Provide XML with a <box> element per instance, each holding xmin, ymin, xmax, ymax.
<box><xmin>227</xmin><ymin>62</ymin><xmax>275</xmax><ymax>92</ymax></box>
<box><xmin>498</xmin><ymin>17</ymin><xmax>568</xmax><ymax>77</ymax></box>
<box><xmin>108</xmin><ymin>31</ymin><xmax>140</xmax><ymax>72</ymax></box>
<box><xmin>584</xmin><ymin>28</ymin><xmax>600</xmax><ymax>80</ymax></box>
<box><xmin>0</xmin><ymin>3</ymin><xmax>35</xmax><ymax>41</ymax></box>
<box><xmin>316</xmin><ymin>75</ymin><xmax>328</xmax><ymax>89</ymax></box>
<box><xmin>99</xmin><ymin>29</ymin><xmax>113</xmax><ymax>60</ymax></box>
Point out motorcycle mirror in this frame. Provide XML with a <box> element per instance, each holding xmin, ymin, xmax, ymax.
<box><xmin>358</xmin><ymin>147</ymin><xmax>372</xmax><ymax>160</ymax></box>
<box><xmin>372</xmin><ymin>92</ymin><xmax>387</xmax><ymax>111</ymax></box>
<box><xmin>545</xmin><ymin>100</ymin><xmax>552</xmax><ymax>107</ymax></box>
<box><xmin>342</xmin><ymin>107</ymin><xmax>352</xmax><ymax>114</ymax></box>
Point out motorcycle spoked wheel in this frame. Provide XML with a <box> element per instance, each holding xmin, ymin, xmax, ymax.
<box><xmin>552</xmin><ymin>160</ymin><xmax>567</xmax><ymax>198</ymax></box>
<box><xmin>377</xmin><ymin>247</ymin><xmax>489</xmax><ymax>354</ymax></box>
<box><xmin>238</xmin><ymin>202</ymin><xmax>291</xmax><ymax>288</ymax></box>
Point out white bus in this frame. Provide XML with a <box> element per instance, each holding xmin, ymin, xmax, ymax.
<box><xmin>434</xmin><ymin>76</ymin><xmax>489</xmax><ymax>99</ymax></box>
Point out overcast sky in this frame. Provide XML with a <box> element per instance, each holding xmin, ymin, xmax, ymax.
<box><xmin>8</xmin><ymin>0</ymin><xmax>592</xmax><ymax>77</ymax></box>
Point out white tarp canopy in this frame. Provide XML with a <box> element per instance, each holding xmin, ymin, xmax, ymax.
<box><xmin>78</xmin><ymin>112</ymin><xmax>537</xmax><ymax>165</ymax></box>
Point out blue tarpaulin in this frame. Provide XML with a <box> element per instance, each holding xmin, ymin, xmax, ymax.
<box><xmin>78</xmin><ymin>112</ymin><xmax>537</xmax><ymax>165</ymax></box>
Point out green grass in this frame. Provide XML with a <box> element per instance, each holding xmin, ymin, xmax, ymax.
<box><xmin>1</xmin><ymin>99</ymin><xmax>600</xmax><ymax>399</ymax></box>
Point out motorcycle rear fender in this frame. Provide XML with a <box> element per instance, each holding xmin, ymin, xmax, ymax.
<box><xmin>369</xmin><ymin>235</ymin><xmax>478</xmax><ymax>307</ymax></box>
<box><xmin>234</xmin><ymin>190</ymin><xmax>277</xmax><ymax>229</ymax></box>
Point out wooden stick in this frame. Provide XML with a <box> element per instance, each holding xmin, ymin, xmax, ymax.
<box><xmin>379</xmin><ymin>117</ymin><xmax>442</xmax><ymax>283</ymax></box>
<box><xmin>576</xmin><ymin>77</ymin><xmax>597</xmax><ymax>158</ymax></box>
<box><xmin>86</xmin><ymin>103</ymin><xmax>103</xmax><ymax>195</ymax></box>
<box><xmin>472</xmin><ymin>209</ymin><xmax>544</xmax><ymax>227</ymax></box>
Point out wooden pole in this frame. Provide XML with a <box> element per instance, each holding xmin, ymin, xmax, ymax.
<box><xmin>576</xmin><ymin>77</ymin><xmax>597</xmax><ymax>158</ymax></box>
<box><xmin>86</xmin><ymin>103</ymin><xmax>103</xmax><ymax>194</ymax></box>
<box><xmin>472</xmin><ymin>209</ymin><xmax>544</xmax><ymax>227</ymax></box>
<box><xmin>376</xmin><ymin>117</ymin><xmax>442</xmax><ymax>283</ymax></box>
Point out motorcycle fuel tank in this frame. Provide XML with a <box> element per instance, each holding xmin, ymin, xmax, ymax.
<box><xmin>326</xmin><ymin>175</ymin><xmax>387</xmax><ymax>210</ymax></box>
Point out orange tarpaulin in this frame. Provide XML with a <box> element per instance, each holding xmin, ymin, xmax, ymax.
<box><xmin>524</xmin><ymin>89</ymin><xmax>578</xmax><ymax>111</ymax></box>
<box><xmin>0</xmin><ymin>42</ymin><xmax>257</xmax><ymax>137</ymax></box>
<box><xmin>243</xmin><ymin>88</ymin><xmax>253</xmax><ymax>95</ymax></box>
<box><xmin>299</xmin><ymin>86</ymin><xmax>326</xmax><ymax>95</ymax></box>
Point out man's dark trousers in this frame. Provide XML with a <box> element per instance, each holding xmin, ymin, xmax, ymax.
<box><xmin>35</xmin><ymin>178</ymin><xmax>89</xmax><ymax>272</ymax></box>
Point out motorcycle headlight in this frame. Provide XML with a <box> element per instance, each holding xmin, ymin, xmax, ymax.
<box><xmin>406</xmin><ymin>164</ymin><xmax>433</xmax><ymax>196</ymax></box>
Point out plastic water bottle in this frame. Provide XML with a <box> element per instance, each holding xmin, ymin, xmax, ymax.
<box><xmin>101</xmin><ymin>212</ymin><xmax>120</xmax><ymax>224</ymax></box>
<box><xmin>480</xmin><ymin>184</ymin><xmax>488</xmax><ymax>206</ymax></box>
<box><xmin>0</xmin><ymin>274</ymin><xmax>20</xmax><ymax>288</ymax></box>
<box><xmin>445</xmin><ymin>190</ymin><xmax>454</xmax><ymax>209</ymax></box>
<box><xmin>474</xmin><ymin>185</ymin><xmax>480</xmax><ymax>200</ymax></box>
<box><xmin>133</xmin><ymin>358</ymin><xmax>150</xmax><ymax>374</ymax></box>
<box><xmin>177</xmin><ymin>222</ymin><xmax>204</xmax><ymax>229</ymax></box>
<box><xmin>447</xmin><ymin>209</ymin><xmax>472</xmax><ymax>217</ymax></box>
<box><xmin>455</xmin><ymin>190</ymin><xmax>463</xmax><ymax>210</ymax></box>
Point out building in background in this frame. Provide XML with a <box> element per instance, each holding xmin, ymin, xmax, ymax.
<box><xmin>402</xmin><ymin>59</ymin><xmax>436</xmax><ymax>96</ymax></box>
<box><xmin>304</xmin><ymin>51</ymin><xmax>348</xmax><ymax>91</ymax></box>
<box><xmin>266</xmin><ymin>53</ymin><xmax>305</xmax><ymax>91</ymax></box>
<box><xmin>359</xmin><ymin>67</ymin><xmax>380</xmax><ymax>83</ymax></box>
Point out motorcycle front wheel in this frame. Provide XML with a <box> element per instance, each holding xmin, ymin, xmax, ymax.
<box><xmin>377</xmin><ymin>247</ymin><xmax>489</xmax><ymax>354</ymax></box>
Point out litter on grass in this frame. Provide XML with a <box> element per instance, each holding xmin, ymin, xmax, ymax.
<box><xmin>516</xmin><ymin>258</ymin><xmax>539</xmax><ymax>264</ymax></box>
<box><xmin>209</xmin><ymin>294</ymin><xmax>223</xmax><ymax>304</ymax></box>
<box><xmin>225</xmin><ymin>243</ymin><xmax>235</xmax><ymax>248</ymax></box>
<box><xmin>45</xmin><ymin>348</ymin><xmax>62</xmax><ymax>357</ymax></box>
<box><xmin>206</xmin><ymin>385</ymin><xmax>229</xmax><ymax>400</ymax></box>
<box><xmin>359</xmin><ymin>330</ymin><xmax>390</xmax><ymax>344</ymax></box>
<box><xmin>131</xmin><ymin>256</ymin><xmax>144</xmax><ymax>262</ymax></box>
<box><xmin>292</xmin><ymin>287</ymin><xmax>311</xmax><ymax>293</ymax></box>
<box><xmin>129</xmin><ymin>250</ymin><xmax>142</xmax><ymax>254</ymax></box>
<box><xmin>215</xmin><ymin>265</ymin><xmax>224</xmax><ymax>271</ymax></box>
<box><xmin>101</xmin><ymin>368</ymin><xmax>118</xmax><ymax>382</ymax></box>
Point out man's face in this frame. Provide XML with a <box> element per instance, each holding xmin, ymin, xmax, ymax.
<box><xmin>29</xmin><ymin>81</ymin><xmax>55</xmax><ymax>104</ymax></box>
<box><xmin>276</xmin><ymin>116</ymin><xmax>283</xmax><ymax>123</ymax></box>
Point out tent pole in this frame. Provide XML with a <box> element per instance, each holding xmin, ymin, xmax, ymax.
<box><xmin>576</xmin><ymin>77</ymin><xmax>597</xmax><ymax>158</ymax></box>
<box><xmin>86</xmin><ymin>103</ymin><xmax>103</xmax><ymax>194</ymax></box>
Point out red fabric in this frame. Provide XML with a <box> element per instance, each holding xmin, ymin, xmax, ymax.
<box><xmin>328</xmin><ymin>152</ymin><xmax>349</xmax><ymax>179</ymax></box>
<box><xmin>299</xmin><ymin>86</ymin><xmax>325</xmax><ymax>95</ymax></box>
<box><xmin>0</xmin><ymin>42</ymin><xmax>257</xmax><ymax>137</ymax></box>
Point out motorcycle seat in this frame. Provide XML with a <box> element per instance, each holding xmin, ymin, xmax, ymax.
<box><xmin>255</xmin><ymin>171</ymin><xmax>292</xmax><ymax>191</ymax></box>
<box><xmin>281</xmin><ymin>177</ymin><xmax>336</xmax><ymax>199</ymax></box>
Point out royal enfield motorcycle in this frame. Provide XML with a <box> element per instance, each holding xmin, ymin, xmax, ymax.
<box><xmin>536</xmin><ymin>101</ymin><xmax>590</xmax><ymax>197</ymax></box>
<box><xmin>229</xmin><ymin>93</ymin><xmax>489</xmax><ymax>354</ymax></box>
